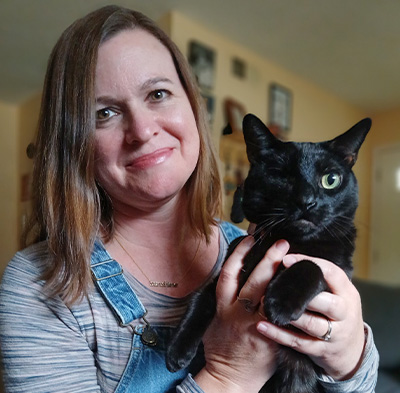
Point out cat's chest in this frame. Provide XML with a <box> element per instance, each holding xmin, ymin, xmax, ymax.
<box><xmin>242</xmin><ymin>235</ymin><xmax>353</xmax><ymax>281</ymax></box>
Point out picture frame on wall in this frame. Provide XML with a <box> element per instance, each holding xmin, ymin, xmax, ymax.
<box><xmin>202</xmin><ymin>93</ymin><xmax>215</xmax><ymax>125</ymax></box>
<box><xmin>268</xmin><ymin>83</ymin><xmax>292</xmax><ymax>132</ymax></box>
<box><xmin>231</xmin><ymin>57</ymin><xmax>247</xmax><ymax>79</ymax></box>
<box><xmin>188</xmin><ymin>40</ymin><xmax>216</xmax><ymax>90</ymax></box>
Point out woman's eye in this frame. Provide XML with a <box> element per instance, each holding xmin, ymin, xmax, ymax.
<box><xmin>320</xmin><ymin>173</ymin><xmax>342</xmax><ymax>189</ymax></box>
<box><xmin>96</xmin><ymin>108</ymin><xmax>117</xmax><ymax>121</ymax></box>
<box><xmin>149</xmin><ymin>89</ymin><xmax>169</xmax><ymax>101</ymax></box>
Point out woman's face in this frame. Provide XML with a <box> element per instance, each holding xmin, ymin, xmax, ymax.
<box><xmin>94</xmin><ymin>29</ymin><xmax>200</xmax><ymax>212</ymax></box>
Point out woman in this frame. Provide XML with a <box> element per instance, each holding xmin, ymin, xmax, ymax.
<box><xmin>0</xmin><ymin>5</ymin><xmax>378</xmax><ymax>393</ymax></box>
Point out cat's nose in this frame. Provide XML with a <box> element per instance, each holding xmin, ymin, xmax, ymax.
<box><xmin>298</xmin><ymin>193</ymin><xmax>317</xmax><ymax>211</ymax></box>
<box><xmin>305</xmin><ymin>201</ymin><xmax>317</xmax><ymax>211</ymax></box>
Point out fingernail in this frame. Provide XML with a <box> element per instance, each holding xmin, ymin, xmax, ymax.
<box><xmin>275</xmin><ymin>239</ymin><xmax>289</xmax><ymax>251</ymax></box>
<box><xmin>243</xmin><ymin>235</ymin><xmax>255</xmax><ymax>246</ymax></box>
<box><xmin>257</xmin><ymin>322</ymin><xmax>268</xmax><ymax>334</ymax></box>
<box><xmin>283</xmin><ymin>255</ymin><xmax>297</xmax><ymax>266</ymax></box>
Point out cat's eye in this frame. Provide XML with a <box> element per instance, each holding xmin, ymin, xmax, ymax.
<box><xmin>320</xmin><ymin>173</ymin><xmax>342</xmax><ymax>189</ymax></box>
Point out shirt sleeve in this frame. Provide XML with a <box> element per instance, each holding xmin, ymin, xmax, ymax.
<box><xmin>176</xmin><ymin>324</ymin><xmax>378</xmax><ymax>393</ymax></box>
<box><xmin>318</xmin><ymin>323</ymin><xmax>379</xmax><ymax>393</ymax></box>
<box><xmin>176</xmin><ymin>374</ymin><xmax>205</xmax><ymax>393</ymax></box>
<box><xmin>0</xmin><ymin>252</ymin><xmax>101</xmax><ymax>393</ymax></box>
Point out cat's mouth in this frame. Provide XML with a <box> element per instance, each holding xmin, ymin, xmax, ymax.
<box><xmin>293</xmin><ymin>219</ymin><xmax>318</xmax><ymax>231</ymax></box>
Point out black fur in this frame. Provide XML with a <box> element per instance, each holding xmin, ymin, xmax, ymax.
<box><xmin>166</xmin><ymin>114</ymin><xmax>371</xmax><ymax>393</ymax></box>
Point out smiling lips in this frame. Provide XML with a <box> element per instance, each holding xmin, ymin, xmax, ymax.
<box><xmin>127</xmin><ymin>148</ymin><xmax>174</xmax><ymax>170</ymax></box>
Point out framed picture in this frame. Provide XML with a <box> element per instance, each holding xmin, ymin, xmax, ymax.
<box><xmin>202</xmin><ymin>93</ymin><xmax>215</xmax><ymax>124</ymax></box>
<box><xmin>231</xmin><ymin>57</ymin><xmax>247</xmax><ymax>79</ymax></box>
<box><xmin>188</xmin><ymin>40</ymin><xmax>216</xmax><ymax>90</ymax></box>
<box><xmin>268</xmin><ymin>83</ymin><xmax>292</xmax><ymax>132</ymax></box>
<box><xmin>224</xmin><ymin>98</ymin><xmax>246</xmax><ymax>138</ymax></box>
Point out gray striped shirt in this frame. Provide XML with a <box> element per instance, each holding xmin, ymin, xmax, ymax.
<box><xmin>0</xmin><ymin>234</ymin><xmax>378</xmax><ymax>392</ymax></box>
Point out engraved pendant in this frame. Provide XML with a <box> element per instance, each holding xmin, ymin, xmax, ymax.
<box><xmin>149</xmin><ymin>281</ymin><xmax>178</xmax><ymax>288</ymax></box>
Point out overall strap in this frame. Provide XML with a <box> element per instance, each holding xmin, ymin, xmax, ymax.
<box><xmin>90</xmin><ymin>240</ymin><xmax>146</xmax><ymax>326</ymax></box>
<box><xmin>220</xmin><ymin>221</ymin><xmax>246</xmax><ymax>243</ymax></box>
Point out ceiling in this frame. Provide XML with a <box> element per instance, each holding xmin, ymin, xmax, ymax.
<box><xmin>1</xmin><ymin>0</ymin><xmax>400</xmax><ymax>114</ymax></box>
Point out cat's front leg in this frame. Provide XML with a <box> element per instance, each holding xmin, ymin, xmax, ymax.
<box><xmin>166</xmin><ymin>280</ymin><xmax>217</xmax><ymax>372</ymax></box>
<box><xmin>263</xmin><ymin>260</ymin><xmax>328</xmax><ymax>326</ymax></box>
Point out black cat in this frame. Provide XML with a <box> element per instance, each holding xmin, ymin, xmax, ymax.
<box><xmin>166</xmin><ymin>114</ymin><xmax>371</xmax><ymax>393</ymax></box>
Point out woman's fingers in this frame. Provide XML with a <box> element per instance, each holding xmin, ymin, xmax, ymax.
<box><xmin>256</xmin><ymin>319</ymin><xmax>323</xmax><ymax>355</ymax></box>
<box><xmin>216</xmin><ymin>238</ymin><xmax>290</xmax><ymax>314</ymax></box>
<box><xmin>215</xmin><ymin>236</ymin><xmax>255</xmax><ymax>307</ymax></box>
<box><xmin>289</xmin><ymin>311</ymin><xmax>335</xmax><ymax>341</ymax></box>
<box><xmin>237</xmin><ymin>240</ymin><xmax>290</xmax><ymax>311</ymax></box>
<box><xmin>283</xmin><ymin>253</ymin><xmax>351</xmax><ymax>294</ymax></box>
<box><xmin>305</xmin><ymin>291</ymin><xmax>348</xmax><ymax>321</ymax></box>
<box><xmin>283</xmin><ymin>253</ymin><xmax>360</xmax><ymax>320</ymax></box>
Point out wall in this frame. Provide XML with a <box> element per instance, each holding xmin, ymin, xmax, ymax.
<box><xmin>0</xmin><ymin>103</ymin><xmax>19</xmax><ymax>276</ymax></box>
<box><xmin>18</xmin><ymin>95</ymin><xmax>41</xmax><ymax>240</ymax></box>
<box><xmin>371</xmin><ymin>107</ymin><xmax>400</xmax><ymax>147</ymax></box>
<box><xmin>0</xmin><ymin>95</ymin><xmax>39</xmax><ymax>278</ymax></box>
<box><xmin>165</xmin><ymin>11</ymin><xmax>371</xmax><ymax>277</ymax></box>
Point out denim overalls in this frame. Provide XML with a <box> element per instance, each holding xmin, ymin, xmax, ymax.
<box><xmin>90</xmin><ymin>222</ymin><xmax>244</xmax><ymax>393</ymax></box>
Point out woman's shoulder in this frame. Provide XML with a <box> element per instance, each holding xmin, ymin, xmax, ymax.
<box><xmin>1</xmin><ymin>241</ymin><xmax>50</xmax><ymax>285</ymax></box>
<box><xmin>0</xmin><ymin>241</ymin><xmax>96</xmax><ymax>337</ymax></box>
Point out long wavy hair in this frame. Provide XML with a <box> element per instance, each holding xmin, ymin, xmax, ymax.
<box><xmin>24</xmin><ymin>5</ymin><xmax>222</xmax><ymax>305</ymax></box>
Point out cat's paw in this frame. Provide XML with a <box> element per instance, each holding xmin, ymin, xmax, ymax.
<box><xmin>263</xmin><ymin>292</ymin><xmax>305</xmax><ymax>326</ymax></box>
<box><xmin>263</xmin><ymin>261</ymin><xmax>326</xmax><ymax>326</ymax></box>
<box><xmin>166</xmin><ymin>343</ymin><xmax>197</xmax><ymax>372</ymax></box>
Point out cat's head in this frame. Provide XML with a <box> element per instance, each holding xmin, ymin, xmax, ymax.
<box><xmin>240</xmin><ymin>114</ymin><xmax>371</xmax><ymax>242</ymax></box>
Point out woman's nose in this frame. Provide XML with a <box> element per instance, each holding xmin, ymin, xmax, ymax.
<box><xmin>124</xmin><ymin>109</ymin><xmax>159</xmax><ymax>144</ymax></box>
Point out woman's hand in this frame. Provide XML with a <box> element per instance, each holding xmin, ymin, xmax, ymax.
<box><xmin>196</xmin><ymin>237</ymin><xmax>290</xmax><ymax>393</ymax></box>
<box><xmin>256</xmin><ymin>254</ymin><xmax>366</xmax><ymax>381</ymax></box>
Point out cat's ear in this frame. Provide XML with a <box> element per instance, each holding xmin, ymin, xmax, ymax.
<box><xmin>243</xmin><ymin>114</ymin><xmax>280</xmax><ymax>163</ymax></box>
<box><xmin>327</xmin><ymin>118</ymin><xmax>371</xmax><ymax>167</ymax></box>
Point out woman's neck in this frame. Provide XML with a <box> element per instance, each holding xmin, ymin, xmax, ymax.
<box><xmin>111</xmin><ymin>193</ymin><xmax>192</xmax><ymax>250</ymax></box>
<box><xmin>102</xmin><ymin>192</ymin><xmax>219</xmax><ymax>297</ymax></box>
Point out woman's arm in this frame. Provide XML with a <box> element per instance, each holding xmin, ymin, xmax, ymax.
<box><xmin>0</xmin><ymin>252</ymin><xmax>101</xmax><ymax>393</ymax></box>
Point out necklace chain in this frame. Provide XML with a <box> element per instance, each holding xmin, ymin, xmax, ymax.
<box><xmin>114</xmin><ymin>235</ymin><xmax>201</xmax><ymax>288</ymax></box>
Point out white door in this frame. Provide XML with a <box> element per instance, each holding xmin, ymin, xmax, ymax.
<box><xmin>370</xmin><ymin>143</ymin><xmax>400</xmax><ymax>284</ymax></box>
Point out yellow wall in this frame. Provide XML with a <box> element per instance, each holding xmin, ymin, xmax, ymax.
<box><xmin>0</xmin><ymin>103</ymin><xmax>19</xmax><ymax>275</ymax></box>
<box><xmin>0</xmin><ymin>95</ymin><xmax>39</xmax><ymax>277</ymax></box>
<box><xmin>371</xmin><ymin>107</ymin><xmax>400</xmax><ymax>147</ymax></box>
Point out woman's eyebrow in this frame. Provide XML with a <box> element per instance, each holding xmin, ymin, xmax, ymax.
<box><xmin>95</xmin><ymin>95</ymin><xmax>121</xmax><ymax>106</ymax></box>
<box><xmin>140</xmin><ymin>77</ymin><xmax>173</xmax><ymax>90</ymax></box>
<box><xmin>95</xmin><ymin>77</ymin><xmax>174</xmax><ymax>105</ymax></box>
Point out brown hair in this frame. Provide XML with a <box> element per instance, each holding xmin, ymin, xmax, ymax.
<box><xmin>25</xmin><ymin>5</ymin><xmax>222</xmax><ymax>305</ymax></box>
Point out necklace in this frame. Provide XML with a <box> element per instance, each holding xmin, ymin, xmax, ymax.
<box><xmin>114</xmin><ymin>235</ymin><xmax>201</xmax><ymax>288</ymax></box>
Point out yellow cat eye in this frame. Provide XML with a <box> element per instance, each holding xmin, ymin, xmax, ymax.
<box><xmin>321</xmin><ymin>173</ymin><xmax>342</xmax><ymax>189</ymax></box>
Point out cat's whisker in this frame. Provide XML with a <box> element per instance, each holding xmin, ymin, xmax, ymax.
<box><xmin>252</xmin><ymin>222</ymin><xmax>274</xmax><ymax>242</ymax></box>
<box><xmin>326</xmin><ymin>222</ymin><xmax>354</xmax><ymax>246</ymax></box>
<box><xmin>256</xmin><ymin>218</ymin><xmax>287</xmax><ymax>244</ymax></box>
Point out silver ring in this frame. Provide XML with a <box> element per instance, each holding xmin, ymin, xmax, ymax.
<box><xmin>320</xmin><ymin>318</ymin><xmax>332</xmax><ymax>341</ymax></box>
